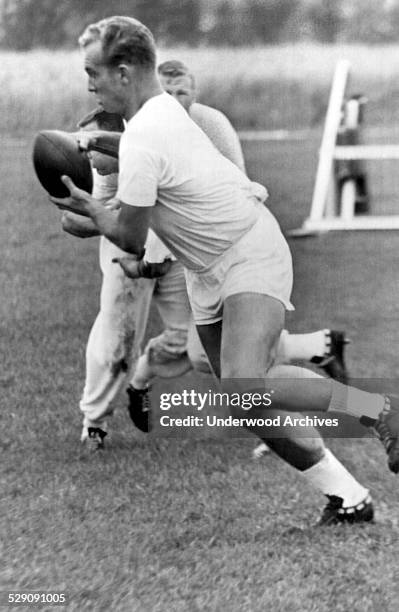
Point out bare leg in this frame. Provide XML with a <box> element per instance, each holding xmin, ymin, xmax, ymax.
<box><xmin>197</xmin><ymin>293</ymin><xmax>371</xmax><ymax>510</ymax></box>
<box><xmin>197</xmin><ymin>304</ymin><xmax>325</xmax><ymax>469</ymax></box>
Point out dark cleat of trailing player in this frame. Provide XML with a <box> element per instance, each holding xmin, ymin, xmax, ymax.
<box><xmin>84</xmin><ymin>427</ymin><xmax>107</xmax><ymax>450</ymax></box>
<box><xmin>318</xmin><ymin>494</ymin><xmax>374</xmax><ymax>526</ymax></box>
<box><xmin>126</xmin><ymin>385</ymin><xmax>152</xmax><ymax>433</ymax></box>
<box><xmin>372</xmin><ymin>397</ymin><xmax>399</xmax><ymax>474</ymax></box>
<box><xmin>311</xmin><ymin>330</ymin><xmax>350</xmax><ymax>384</ymax></box>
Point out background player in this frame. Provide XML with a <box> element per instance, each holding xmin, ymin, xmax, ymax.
<box><xmin>62</xmin><ymin>109</ymin><xmax>178</xmax><ymax>448</ymax></box>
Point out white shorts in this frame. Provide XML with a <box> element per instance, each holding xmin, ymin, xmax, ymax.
<box><xmin>184</xmin><ymin>207</ymin><xmax>294</xmax><ymax>325</ymax></box>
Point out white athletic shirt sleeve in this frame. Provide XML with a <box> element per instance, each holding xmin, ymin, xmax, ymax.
<box><xmin>116</xmin><ymin>145</ymin><xmax>160</xmax><ymax>208</ymax></box>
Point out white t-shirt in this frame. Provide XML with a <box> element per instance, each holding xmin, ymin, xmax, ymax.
<box><xmin>117</xmin><ymin>93</ymin><xmax>260</xmax><ymax>271</ymax></box>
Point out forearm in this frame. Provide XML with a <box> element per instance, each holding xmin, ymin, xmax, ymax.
<box><xmin>61</xmin><ymin>211</ymin><xmax>100</xmax><ymax>238</ymax></box>
<box><xmin>86</xmin><ymin>198</ymin><xmax>146</xmax><ymax>256</ymax></box>
<box><xmin>71</xmin><ymin>220</ymin><xmax>100</xmax><ymax>238</ymax></box>
<box><xmin>74</xmin><ymin>130</ymin><xmax>121</xmax><ymax>159</ymax></box>
<box><xmin>79</xmin><ymin>219</ymin><xmax>100</xmax><ymax>237</ymax></box>
<box><xmin>51</xmin><ymin>177</ymin><xmax>150</xmax><ymax>255</ymax></box>
<box><xmin>85</xmin><ymin>199</ymin><xmax>128</xmax><ymax>250</ymax></box>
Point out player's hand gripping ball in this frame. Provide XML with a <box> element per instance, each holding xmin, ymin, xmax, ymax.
<box><xmin>32</xmin><ymin>130</ymin><xmax>93</xmax><ymax>201</ymax></box>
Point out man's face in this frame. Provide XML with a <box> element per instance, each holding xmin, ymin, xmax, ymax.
<box><xmin>159</xmin><ymin>74</ymin><xmax>196</xmax><ymax>112</ymax></box>
<box><xmin>81</xmin><ymin>119</ymin><xmax>119</xmax><ymax>176</ymax></box>
<box><xmin>83</xmin><ymin>40</ymin><xmax>127</xmax><ymax>115</ymax></box>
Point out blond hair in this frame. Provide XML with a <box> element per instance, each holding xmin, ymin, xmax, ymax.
<box><xmin>79</xmin><ymin>16</ymin><xmax>156</xmax><ymax>70</ymax></box>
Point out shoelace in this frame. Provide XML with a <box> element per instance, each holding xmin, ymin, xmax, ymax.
<box><xmin>374</xmin><ymin>417</ymin><xmax>394</xmax><ymax>452</ymax></box>
<box><xmin>142</xmin><ymin>391</ymin><xmax>150</xmax><ymax>413</ymax></box>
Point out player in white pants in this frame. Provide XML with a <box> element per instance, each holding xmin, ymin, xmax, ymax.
<box><xmin>54</xmin><ymin>17</ymin><xmax>399</xmax><ymax>525</ymax></box>
<box><xmin>62</xmin><ymin>110</ymin><xmax>177</xmax><ymax>447</ymax></box>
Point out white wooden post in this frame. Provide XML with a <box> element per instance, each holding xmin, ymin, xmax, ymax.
<box><xmin>307</xmin><ymin>60</ymin><xmax>350</xmax><ymax>224</ymax></box>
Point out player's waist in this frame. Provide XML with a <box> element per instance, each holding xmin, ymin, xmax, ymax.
<box><xmin>179</xmin><ymin>207</ymin><xmax>262</xmax><ymax>273</ymax></box>
<box><xmin>193</xmin><ymin>204</ymin><xmax>282</xmax><ymax>274</ymax></box>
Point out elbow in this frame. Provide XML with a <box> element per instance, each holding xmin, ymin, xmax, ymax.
<box><xmin>119</xmin><ymin>241</ymin><xmax>139</xmax><ymax>256</ymax></box>
<box><xmin>102</xmin><ymin>227</ymin><xmax>142</xmax><ymax>255</ymax></box>
<box><xmin>114</xmin><ymin>206</ymin><xmax>149</xmax><ymax>256</ymax></box>
<box><xmin>118</xmin><ymin>233</ymin><xmax>145</xmax><ymax>257</ymax></box>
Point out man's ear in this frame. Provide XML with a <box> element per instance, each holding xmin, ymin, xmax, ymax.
<box><xmin>118</xmin><ymin>64</ymin><xmax>130</xmax><ymax>84</ymax></box>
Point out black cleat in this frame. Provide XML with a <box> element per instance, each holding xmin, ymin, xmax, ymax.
<box><xmin>318</xmin><ymin>494</ymin><xmax>374</xmax><ymax>526</ymax></box>
<box><xmin>312</xmin><ymin>330</ymin><xmax>349</xmax><ymax>383</ymax></box>
<box><xmin>83</xmin><ymin>427</ymin><xmax>107</xmax><ymax>450</ymax></box>
<box><xmin>126</xmin><ymin>385</ymin><xmax>152</xmax><ymax>433</ymax></box>
<box><xmin>372</xmin><ymin>397</ymin><xmax>399</xmax><ymax>474</ymax></box>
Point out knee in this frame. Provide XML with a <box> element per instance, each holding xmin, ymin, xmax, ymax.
<box><xmin>87</xmin><ymin>338</ymin><xmax>131</xmax><ymax>375</ymax></box>
<box><xmin>110</xmin><ymin>358</ymin><xmax>129</xmax><ymax>377</ymax></box>
<box><xmin>222</xmin><ymin>342</ymin><xmax>279</xmax><ymax>379</ymax></box>
<box><xmin>187</xmin><ymin>344</ymin><xmax>212</xmax><ymax>374</ymax></box>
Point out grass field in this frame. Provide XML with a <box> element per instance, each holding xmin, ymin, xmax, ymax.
<box><xmin>4</xmin><ymin>43</ymin><xmax>399</xmax><ymax>134</ymax></box>
<box><xmin>2</xmin><ymin>135</ymin><xmax>399</xmax><ymax>611</ymax></box>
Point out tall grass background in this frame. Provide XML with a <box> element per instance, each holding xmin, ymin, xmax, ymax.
<box><xmin>4</xmin><ymin>44</ymin><xmax>399</xmax><ymax>135</ymax></box>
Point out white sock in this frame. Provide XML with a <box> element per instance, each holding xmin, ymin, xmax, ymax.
<box><xmin>328</xmin><ymin>380</ymin><xmax>386</xmax><ymax>420</ymax></box>
<box><xmin>278</xmin><ymin>329</ymin><xmax>329</xmax><ymax>362</ymax></box>
<box><xmin>253</xmin><ymin>442</ymin><xmax>271</xmax><ymax>458</ymax></box>
<box><xmin>130</xmin><ymin>354</ymin><xmax>153</xmax><ymax>390</ymax></box>
<box><xmin>302</xmin><ymin>448</ymin><xmax>369</xmax><ymax>508</ymax></box>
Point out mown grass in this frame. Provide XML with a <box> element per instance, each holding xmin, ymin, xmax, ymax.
<box><xmin>2</xmin><ymin>136</ymin><xmax>399</xmax><ymax>611</ymax></box>
<box><xmin>3</xmin><ymin>44</ymin><xmax>399</xmax><ymax>134</ymax></box>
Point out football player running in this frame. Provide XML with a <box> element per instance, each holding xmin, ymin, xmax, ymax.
<box><xmin>55</xmin><ymin>18</ymin><xmax>399</xmax><ymax>524</ymax></box>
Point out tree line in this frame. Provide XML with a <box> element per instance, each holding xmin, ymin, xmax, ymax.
<box><xmin>2</xmin><ymin>0</ymin><xmax>399</xmax><ymax>50</ymax></box>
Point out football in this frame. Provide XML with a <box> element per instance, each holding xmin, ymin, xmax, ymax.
<box><xmin>32</xmin><ymin>130</ymin><xmax>93</xmax><ymax>201</ymax></box>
